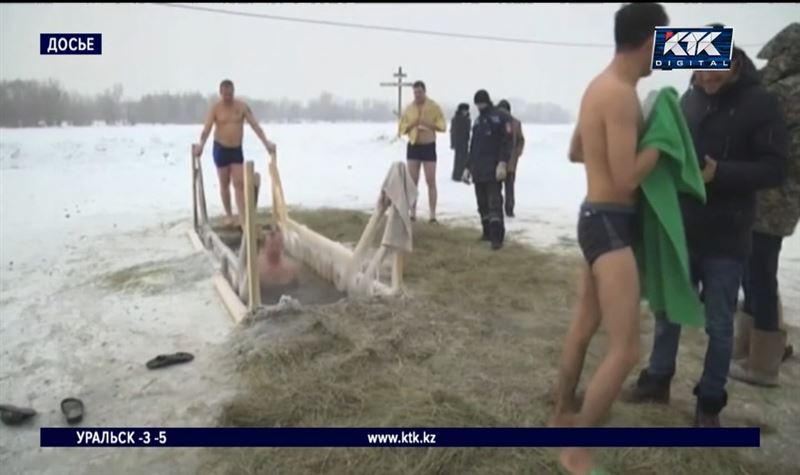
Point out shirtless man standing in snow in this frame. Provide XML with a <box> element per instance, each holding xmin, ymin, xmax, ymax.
<box><xmin>548</xmin><ymin>4</ymin><xmax>668</xmax><ymax>474</ymax></box>
<box><xmin>194</xmin><ymin>79</ymin><xmax>276</xmax><ymax>228</ymax></box>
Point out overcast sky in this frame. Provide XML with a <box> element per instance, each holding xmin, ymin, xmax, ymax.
<box><xmin>2</xmin><ymin>3</ymin><xmax>798</xmax><ymax>114</ymax></box>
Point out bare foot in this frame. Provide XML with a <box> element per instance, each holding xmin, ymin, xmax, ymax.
<box><xmin>547</xmin><ymin>411</ymin><xmax>577</xmax><ymax>428</ymax></box>
<box><xmin>549</xmin><ymin>411</ymin><xmax>594</xmax><ymax>475</ymax></box>
<box><xmin>227</xmin><ymin>215</ymin><xmax>244</xmax><ymax>232</ymax></box>
<box><xmin>559</xmin><ymin>447</ymin><xmax>594</xmax><ymax>475</ymax></box>
<box><xmin>549</xmin><ymin>394</ymin><xmax>581</xmax><ymax>427</ymax></box>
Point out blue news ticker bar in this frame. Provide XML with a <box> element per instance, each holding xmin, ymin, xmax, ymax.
<box><xmin>41</xmin><ymin>427</ymin><xmax>760</xmax><ymax>448</ymax></box>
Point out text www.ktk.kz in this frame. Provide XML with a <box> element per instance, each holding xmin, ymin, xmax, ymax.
<box><xmin>367</xmin><ymin>431</ymin><xmax>437</xmax><ymax>445</ymax></box>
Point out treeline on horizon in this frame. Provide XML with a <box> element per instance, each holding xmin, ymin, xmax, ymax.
<box><xmin>0</xmin><ymin>79</ymin><xmax>573</xmax><ymax>127</ymax></box>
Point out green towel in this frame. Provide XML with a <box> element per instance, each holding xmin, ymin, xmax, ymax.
<box><xmin>636</xmin><ymin>87</ymin><xmax>707</xmax><ymax>326</ymax></box>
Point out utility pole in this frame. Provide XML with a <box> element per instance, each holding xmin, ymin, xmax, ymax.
<box><xmin>380</xmin><ymin>66</ymin><xmax>414</xmax><ymax>119</ymax></box>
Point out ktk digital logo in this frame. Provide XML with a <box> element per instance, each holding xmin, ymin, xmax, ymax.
<box><xmin>651</xmin><ymin>26</ymin><xmax>733</xmax><ymax>71</ymax></box>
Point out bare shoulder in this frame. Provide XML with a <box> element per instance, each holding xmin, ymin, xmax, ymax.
<box><xmin>613</xmin><ymin>82</ymin><xmax>638</xmax><ymax>109</ymax></box>
<box><xmin>235</xmin><ymin>99</ymin><xmax>251</xmax><ymax>114</ymax></box>
<box><xmin>595</xmin><ymin>78</ymin><xmax>639</xmax><ymax>125</ymax></box>
<box><xmin>590</xmin><ymin>73</ymin><xmax>636</xmax><ymax>106</ymax></box>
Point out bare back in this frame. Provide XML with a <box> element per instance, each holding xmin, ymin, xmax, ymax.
<box><xmin>576</xmin><ymin>71</ymin><xmax>644</xmax><ymax>205</ymax></box>
<box><xmin>210</xmin><ymin>99</ymin><xmax>248</xmax><ymax>148</ymax></box>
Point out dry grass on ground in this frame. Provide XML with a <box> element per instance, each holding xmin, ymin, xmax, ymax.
<box><xmin>199</xmin><ymin>208</ymin><xmax>800</xmax><ymax>475</ymax></box>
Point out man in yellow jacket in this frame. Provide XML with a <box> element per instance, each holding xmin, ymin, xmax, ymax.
<box><xmin>398</xmin><ymin>81</ymin><xmax>447</xmax><ymax>222</ymax></box>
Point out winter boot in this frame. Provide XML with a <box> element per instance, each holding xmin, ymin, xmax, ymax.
<box><xmin>729</xmin><ymin>329</ymin><xmax>786</xmax><ymax>387</ymax></box>
<box><xmin>693</xmin><ymin>386</ymin><xmax>727</xmax><ymax>428</ymax></box>
<box><xmin>479</xmin><ymin>219</ymin><xmax>490</xmax><ymax>242</ymax></box>
<box><xmin>732</xmin><ymin>311</ymin><xmax>754</xmax><ymax>361</ymax></box>
<box><xmin>623</xmin><ymin>369</ymin><xmax>672</xmax><ymax>404</ymax></box>
<box><xmin>778</xmin><ymin>295</ymin><xmax>793</xmax><ymax>362</ymax></box>
<box><xmin>489</xmin><ymin>220</ymin><xmax>504</xmax><ymax>250</ymax></box>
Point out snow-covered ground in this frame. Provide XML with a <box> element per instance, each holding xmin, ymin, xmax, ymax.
<box><xmin>0</xmin><ymin>122</ymin><xmax>586</xmax><ymax>247</ymax></box>
<box><xmin>0</xmin><ymin>123</ymin><xmax>798</xmax><ymax>473</ymax></box>
<box><xmin>2</xmin><ymin>123</ymin><xmax>797</xmax><ymax>319</ymax></box>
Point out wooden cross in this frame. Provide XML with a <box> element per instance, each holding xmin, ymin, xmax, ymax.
<box><xmin>380</xmin><ymin>66</ymin><xmax>414</xmax><ymax>118</ymax></box>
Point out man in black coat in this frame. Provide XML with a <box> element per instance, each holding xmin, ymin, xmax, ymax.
<box><xmin>450</xmin><ymin>103</ymin><xmax>471</xmax><ymax>181</ymax></box>
<box><xmin>627</xmin><ymin>45</ymin><xmax>788</xmax><ymax>427</ymax></box>
<box><xmin>462</xmin><ymin>90</ymin><xmax>512</xmax><ymax>250</ymax></box>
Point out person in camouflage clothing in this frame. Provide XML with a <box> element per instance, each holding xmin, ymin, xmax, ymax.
<box><xmin>732</xmin><ymin>22</ymin><xmax>800</xmax><ymax>387</ymax></box>
<box><xmin>496</xmin><ymin>100</ymin><xmax>526</xmax><ymax>218</ymax></box>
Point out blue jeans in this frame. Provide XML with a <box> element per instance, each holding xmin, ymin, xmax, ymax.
<box><xmin>647</xmin><ymin>257</ymin><xmax>744</xmax><ymax>399</ymax></box>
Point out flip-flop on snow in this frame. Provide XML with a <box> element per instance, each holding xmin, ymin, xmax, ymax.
<box><xmin>60</xmin><ymin>398</ymin><xmax>84</xmax><ymax>425</ymax></box>
<box><xmin>146</xmin><ymin>352</ymin><xmax>194</xmax><ymax>370</ymax></box>
<box><xmin>0</xmin><ymin>404</ymin><xmax>37</xmax><ymax>426</ymax></box>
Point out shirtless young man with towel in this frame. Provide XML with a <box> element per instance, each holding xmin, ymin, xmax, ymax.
<box><xmin>194</xmin><ymin>79</ymin><xmax>276</xmax><ymax>228</ymax></box>
<box><xmin>548</xmin><ymin>4</ymin><xmax>667</xmax><ymax>474</ymax></box>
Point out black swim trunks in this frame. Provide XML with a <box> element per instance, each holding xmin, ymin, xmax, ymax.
<box><xmin>577</xmin><ymin>202</ymin><xmax>637</xmax><ymax>266</ymax></box>
<box><xmin>407</xmin><ymin>142</ymin><xmax>437</xmax><ymax>162</ymax></box>
<box><xmin>213</xmin><ymin>141</ymin><xmax>245</xmax><ymax>168</ymax></box>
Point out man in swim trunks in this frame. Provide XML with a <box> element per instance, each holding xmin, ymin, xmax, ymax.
<box><xmin>194</xmin><ymin>79</ymin><xmax>276</xmax><ymax>228</ymax></box>
<box><xmin>548</xmin><ymin>4</ymin><xmax>668</xmax><ymax>474</ymax></box>
<box><xmin>398</xmin><ymin>81</ymin><xmax>447</xmax><ymax>222</ymax></box>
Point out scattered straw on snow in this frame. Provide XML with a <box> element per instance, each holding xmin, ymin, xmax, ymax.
<box><xmin>199</xmin><ymin>209</ymin><xmax>800</xmax><ymax>475</ymax></box>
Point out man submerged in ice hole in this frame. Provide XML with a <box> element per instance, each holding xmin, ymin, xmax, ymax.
<box><xmin>258</xmin><ymin>224</ymin><xmax>299</xmax><ymax>295</ymax></box>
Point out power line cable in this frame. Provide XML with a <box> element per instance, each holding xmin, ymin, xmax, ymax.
<box><xmin>152</xmin><ymin>3</ymin><xmax>766</xmax><ymax>49</ymax></box>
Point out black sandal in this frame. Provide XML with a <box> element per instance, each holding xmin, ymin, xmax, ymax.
<box><xmin>146</xmin><ymin>352</ymin><xmax>194</xmax><ymax>370</ymax></box>
<box><xmin>61</xmin><ymin>398</ymin><xmax>84</xmax><ymax>425</ymax></box>
<box><xmin>0</xmin><ymin>404</ymin><xmax>37</xmax><ymax>426</ymax></box>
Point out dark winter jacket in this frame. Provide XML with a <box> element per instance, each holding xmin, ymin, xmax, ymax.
<box><xmin>679</xmin><ymin>48</ymin><xmax>788</xmax><ymax>260</ymax></box>
<box><xmin>450</xmin><ymin>113</ymin><xmax>471</xmax><ymax>152</ymax></box>
<box><xmin>467</xmin><ymin>106</ymin><xmax>512</xmax><ymax>183</ymax></box>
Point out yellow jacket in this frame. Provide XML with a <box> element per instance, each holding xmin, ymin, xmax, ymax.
<box><xmin>398</xmin><ymin>99</ymin><xmax>447</xmax><ymax>144</ymax></box>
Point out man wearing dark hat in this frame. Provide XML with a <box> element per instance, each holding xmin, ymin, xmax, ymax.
<box><xmin>450</xmin><ymin>103</ymin><xmax>472</xmax><ymax>181</ymax></box>
<box><xmin>462</xmin><ymin>89</ymin><xmax>512</xmax><ymax>250</ymax></box>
